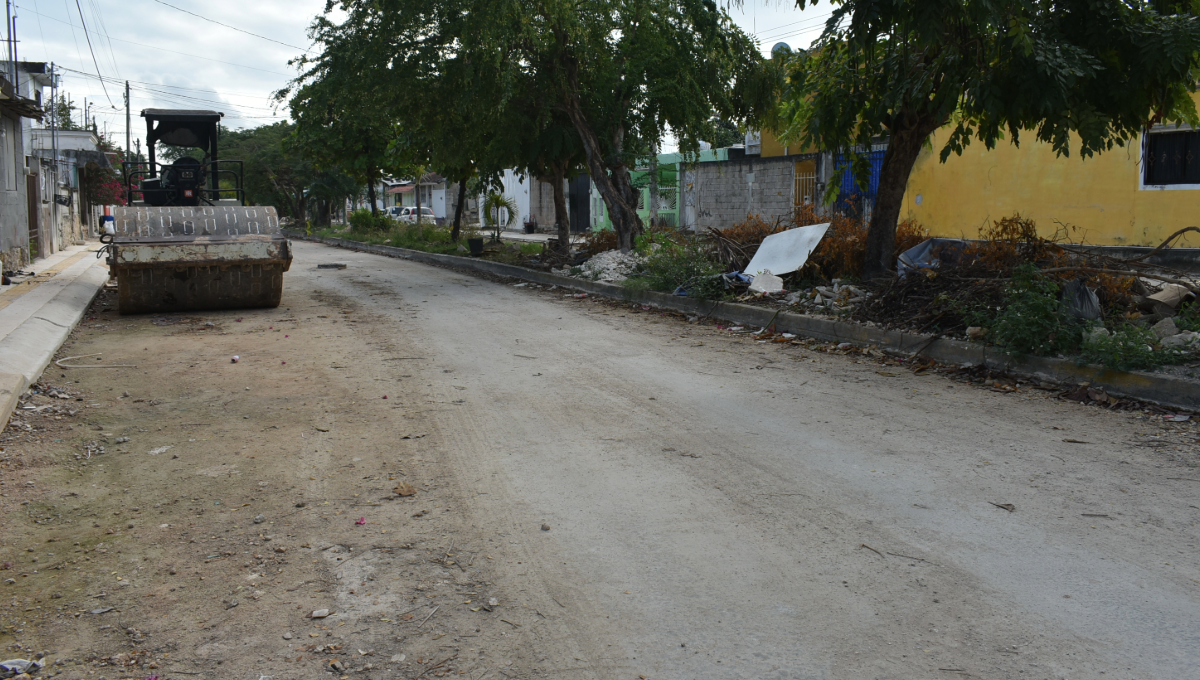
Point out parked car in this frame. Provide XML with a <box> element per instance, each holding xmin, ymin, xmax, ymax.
<box><xmin>395</xmin><ymin>206</ymin><xmax>437</xmax><ymax>223</ymax></box>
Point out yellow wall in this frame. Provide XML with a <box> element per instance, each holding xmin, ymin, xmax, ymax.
<box><xmin>761</xmin><ymin>129</ymin><xmax>788</xmax><ymax>157</ymax></box>
<box><xmin>903</xmin><ymin>118</ymin><xmax>1200</xmax><ymax>247</ymax></box>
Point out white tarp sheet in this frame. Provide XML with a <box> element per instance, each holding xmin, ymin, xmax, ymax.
<box><xmin>743</xmin><ymin>223</ymin><xmax>830</xmax><ymax>278</ymax></box>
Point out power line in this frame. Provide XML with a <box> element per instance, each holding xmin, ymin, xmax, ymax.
<box><xmin>29</xmin><ymin>0</ymin><xmax>46</xmax><ymax>56</ymax></box>
<box><xmin>59</xmin><ymin>0</ymin><xmax>85</xmax><ymax>74</ymax></box>
<box><xmin>85</xmin><ymin>0</ymin><xmax>122</xmax><ymax>82</ymax></box>
<box><xmin>150</xmin><ymin>0</ymin><xmax>309</xmax><ymax>52</ymax></box>
<box><xmin>72</xmin><ymin>0</ymin><xmax>112</xmax><ymax>105</ymax></box>
<box><xmin>750</xmin><ymin>11</ymin><xmax>832</xmax><ymax>37</ymax></box>
<box><xmin>58</xmin><ymin>65</ymin><xmax>279</xmax><ymax>110</ymax></box>
<box><xmin>17</xmin><ymin>4</ymin><xmax>291</xmax><ymax>76</ymax></box>
<box><xmin>752</xmin><ymin>12</ymin><xmax>834</xmax><ymax>45</ymax></box>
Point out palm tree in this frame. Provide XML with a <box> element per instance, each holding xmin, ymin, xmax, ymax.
<box><xmin>481</xmin><ymin>192</ymin><xmax>519</xmax><ymax>242</ymax></box>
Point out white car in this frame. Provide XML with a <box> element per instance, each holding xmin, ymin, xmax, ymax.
<box><xmin>394</xmin><ymin>206</ymin><xmax>437</xmax><ymax>223</ymax></box>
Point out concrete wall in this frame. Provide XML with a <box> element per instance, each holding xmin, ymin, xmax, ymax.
<box><xmin>0</xmin><ymin>112</ymin><xmax>29</xmax><ymax>270</ymax></box>
<box><xmin>527</xmin><ymin>178</ymin><xmax>566</xmax><ymax>230</ymax></box>
<box><xmin>445</xmin><ymin>182</ymin><xmax>480</xmax><ymax>226</ymax></box>
<box><xmin>687</xmin><ymin>154</ymin><xmax>798</xmax><ymax>231</ymax></box>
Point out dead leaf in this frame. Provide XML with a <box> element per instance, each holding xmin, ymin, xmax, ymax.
<box><xmin>393</xmin><ymin>482</ymin><xmax>417</xmax><ymax>497</ymax></box>
<box><xmin>1062</xmin><ymin>439</ymin><xmax>1092</xmax><ymax>444</ymax></box>
<box><xmin>989</xmin><ymin>502</ymin><xmax>1015</xmax><ymax>512</ymax></box>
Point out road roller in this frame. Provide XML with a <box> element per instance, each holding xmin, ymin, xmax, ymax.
<box><xmin>106</xmin><ymin>109</ymin><xmax>292</xmax><ymax>314</ymax></box>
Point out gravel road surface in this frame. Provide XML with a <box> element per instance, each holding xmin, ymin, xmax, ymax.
<box><xmin>2</xmin><ymin>239</ymin><xmax>1196</xmax><ymax>680</ymax></box>
<box><xmin>303</xmin><ymin>241</ymin><xmax>1199</xmax><ymax>680</ymax></box>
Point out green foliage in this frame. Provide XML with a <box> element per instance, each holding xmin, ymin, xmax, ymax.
<box><xmin>292</xmin><ymin>0</ymin><xmax>777</xmax><ymax>251</ymax></box>
<box><xmin>347</xmin><ymin>209</ymin><xmax>391</xmax><ymax>235</ymax></box>
<box><xmin>706</xmin><ymin>118</ymin><xmax>743</xmax><ymax>150</ymax></box>
<box><xmin>990</xmin><ymin>264</ymin><xmax>1082</xmax><ymax>356</ymax></box>
<box><xmin>627</xmin><ymin>240</ymin><xmax>726</xmax><ymax>300</ymax></box>
<box><xmin>46</xmin><ymin>94</ymin><xmax>82</xmax><ymax>131</ymax></box>
<box><xmin>330</xmin><ymin>220</ymin><xmax>461</xmax><ymax>255</ymax></box>
<box><xmin>782</xmin><ymin>0</ymin><xmax>1200</xmax><ymax>273</ymax></box>
<box><xmin>1079</xmin><ymin>325</ymin><xmax>1185</xmax><ymax>372</ymax></box>
<box><xmin>1174</xmin><ymin>302</ymin><xmax>1200</xmax><ymax>332</ymax></box>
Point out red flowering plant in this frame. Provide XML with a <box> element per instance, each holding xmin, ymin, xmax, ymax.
<box><xmin>81</xmin><ymin>134</ymin><xmax>128</xmax><ymax>207</ymax></box>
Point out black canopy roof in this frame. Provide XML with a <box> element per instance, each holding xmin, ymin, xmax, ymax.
<box><xmin>142</xmin><ymin>109</ymin><xmax>223</xmax><ymax>123</ymax></box>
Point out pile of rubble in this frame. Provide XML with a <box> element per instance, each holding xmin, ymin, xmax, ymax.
<box><xmin>555</xmin><ymin>250</ymin><xmax>644</xmax><ymax>283</ymax></box>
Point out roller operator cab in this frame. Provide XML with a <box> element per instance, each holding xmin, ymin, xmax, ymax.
<box><xmin>106</xmin><ymin>109</ymin><xmax>292</xmax><ymax>315</ymax></box>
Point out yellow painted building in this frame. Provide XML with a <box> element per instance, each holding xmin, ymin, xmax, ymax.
<box><xmin>758</xmin><ymin>109</ymin><xmax>1200</xmax><ymax>247</ymax></box>
<box><xmin>903</xmin><ymin>116</ymin><xmax>1200</xmax><ymax>247</ymax></box>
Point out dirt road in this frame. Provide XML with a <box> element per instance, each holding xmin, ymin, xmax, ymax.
<box><xmin>2</xmin><ymin>240</ymin><xmax>1198</xmax><ymax>680</ymax></box>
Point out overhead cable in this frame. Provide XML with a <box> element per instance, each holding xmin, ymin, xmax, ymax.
<box><xmin>150</xmin><ymin>0</ymin><xmax>310</xmax><ymax>52</ymax></box>
<box><xmin>72</xmin><ymin>0</ymin><xmax>113</xmax><ymax>105</ymax></box>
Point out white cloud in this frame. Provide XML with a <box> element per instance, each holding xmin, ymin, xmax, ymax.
<box><xmin>20</xmin><ymin>0</ymin><xmax>322</xmax><ymax>148</ymax></box>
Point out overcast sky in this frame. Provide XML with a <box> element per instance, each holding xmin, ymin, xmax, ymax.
<box><xmin>22</xmin><ymin>0</ymin><xmax>833</xmax><ymax>151</ymax></box>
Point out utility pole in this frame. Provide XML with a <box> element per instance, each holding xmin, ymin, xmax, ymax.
<box><xmin>124</xmin><ymin>80</ymin><xmax>130</xmax><ymax>164</ymax></box>
<box><xmin>4</xmin><ymin>0</ymin><xmax>11</xmax><ymax>86</ymax></box>
<box><xmin>49</xmin><ymin>62</ymin><xmax>59</xmax><ymax>249</ymax></box>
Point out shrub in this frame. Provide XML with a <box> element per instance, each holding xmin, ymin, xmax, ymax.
<box><xmin>1079</xmin><ymin>325</ymin><xmax>1185</xmax><ymax>371</ymax></box>
<box><xmin>627</xmin><ymin>239</ymin><xmax>726</xmax><ymax>300</ymax></box>
<box><xmin>348</xmin><ymin>208</ymin><xmax>390</xmax><ymax>234</ymax></box>
<box><xmin>990</xmin><ymin>263</ymin><xmax>1083</xmax><ymax>356</ymax></box>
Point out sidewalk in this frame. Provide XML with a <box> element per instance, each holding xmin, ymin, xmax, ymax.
<box><xmin>0</xmin><ymin>243</ymin><xmax>109</xmax><ymax>427</ymax></box>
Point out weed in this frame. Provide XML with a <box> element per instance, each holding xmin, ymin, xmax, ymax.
<box><xmin>990</xmin><ymin>264</ymin><xmax>1083</xmax><ymax>356</ymax></box>
<box><xmin>1175</xmin><ymin>302</ymin><xmax>1200</xmax><ymax>332</ymax></box>
<box><xmin>625</xmin><ymin>238</ymin><xmax>726</xmax><ymax>300</ymax></box>
<box><xmin>1079</xmin><ymin>325</ymin><xmax>1186</xmax><ymax>371</ymax></box>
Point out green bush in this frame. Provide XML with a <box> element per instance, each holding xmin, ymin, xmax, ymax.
<box><xmin>991</xmin><ymin>263</ymin><xmax>1082</xmax><ymax>356</ymax></box>
<box><xmin>626</xmin><ymin>240</ymin><xmax>726</xmax><ymax>300</ymax></box>
<box><xmin>1079</xmin><ymin>324</ymin><xmax>1186</xmax><ymax>371</ymax></box>
<box><xmin>348</xmin><ymin>208</ymin><xmax>391</xmax><ymax>234</ymax></box>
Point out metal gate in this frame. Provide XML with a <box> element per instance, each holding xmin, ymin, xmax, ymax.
<box><xmin>567</xmin><ymin>174</ymin><xmax>591</xmax><ymax>233</ymax></box>
<box><xmin>794</xmin><ymin>160</ymin><xmax>817</xmax><ymax>209</ymax></box>
<box><xmin>835</xmin><ymin>150</ymin><xmax>886</xmax><ymax>218</ymax></box>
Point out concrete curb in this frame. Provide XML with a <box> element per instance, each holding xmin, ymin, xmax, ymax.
<box><xmin>289</xmin><ymin>232</ymin><xmax>1200</xmax><ymax>411</ymax></box>
<box><xmin>0</xmin><ymin>257</ymin><xmax>109</xmax><ymax>428</ymax></box>
<box><xmin>0</xmin><ymin>372</ymin><xmax>27</xmax><ymax>430</ymax></box>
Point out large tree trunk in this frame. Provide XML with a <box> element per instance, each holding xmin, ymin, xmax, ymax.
<box><xmin>863</xmin><ymin>114</ymin><xmax>943</xmax><ymax>278</ymax></box>
<box><xmin>366</xmin><ymin>171</ymin><xmax>379</xmax><ymax>216</ymax></box>
<box><xmin>561</xmin><ymin>65</ymin><xmax>641</xmax><ymax>252</ymax></box>
<box><xmin>551</xmin><ymin>167</ymin><xmax>570</xmax><ymax>257</ymax></box>
<box><xmin>451</xmin><ymin>179</ymin><xmax>468</xmax><ymax>242</ymax></box>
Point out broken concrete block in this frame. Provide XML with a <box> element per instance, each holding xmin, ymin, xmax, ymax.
<box><xmin>1162</xmin><ymin>331</ymin><xmax>1199</xmax><ymax>349</ymax></box>
<box><xmin>1152</xmin><ymin>317</ymin><xmax>1179</xmax><ymax>339</ymax></box>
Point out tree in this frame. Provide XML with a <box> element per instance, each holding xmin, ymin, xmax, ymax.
<box><xmin>782</xmin><ymin>0</ymin><xmax>1200</xmax><ymax>277</ymax></box>
<box><xmin>283</xmin><ymin>24</ymin><xmax>413</xmax><ymax>217</ymax></box>
<box><xmin>80</xmin><ymin>135</ymin><xmax>126</xmax><ymax>207</ymax></box>
<box><xmin>46</xmin><ymin>93</ymin><xmax>82</xmax><ymax>131</ymax></box>
<box><xmin>707</xmin><ymin>118</ymin><xmax>743</xmax><ymax>149</ymax></box>
<box><xmin>504</xmin><ymin>0</ymin><xmax>775</xmax><ymax>251</ymax></box>
<box><xmin>292</xmin><ymin>0</ymin><xmax>775</xmax><ymax>252</ymax></box>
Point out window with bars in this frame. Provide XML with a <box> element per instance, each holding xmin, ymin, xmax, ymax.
<box><xmin>1144</xmin><ymin>130</ymin><xmax>1200</xmax><ymax>186</ymax></box>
